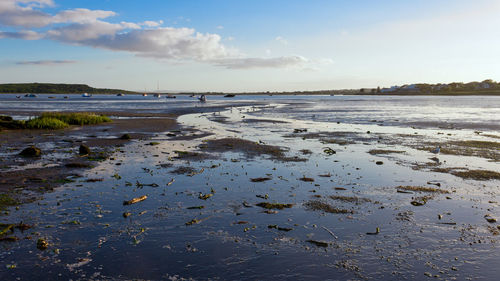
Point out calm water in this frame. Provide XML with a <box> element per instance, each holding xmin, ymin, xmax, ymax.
<box><xmin>1</xmin><ymin>94</ymin><xmax>499</xmax><ymax>130</ymax></box>
<box><xmin>0</xmin><ymin>95</ymin><xmax>499</xmax><ymax>280</ymax></box>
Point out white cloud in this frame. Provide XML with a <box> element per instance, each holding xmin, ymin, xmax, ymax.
<box><xmin>215</xmin><ymin>56</ymin><xmax>308</xmax><ymax>69</ymax></box>
<box><xmin>275</xmin><ymin>36</ymin><xmax>288</xmax><ymax>45</ymax></box>
<box><xmin>0</xmin><ymin>0</ymin><xmax>53</xmax><ymax>27</ymax></box>
<box><xmin>216</xmin><ymin>25</ymin><xmax>224</xmax><ymax>29</ymax></box>
<box><xmin>48</xmin><ymin>25</ymin><xmax>236</xmax><ymax>61</ymax></box>
<box><xmin>53</xmin><ymin>8</ymin><xmax>116</xmax><ymax>24</ymax></box>
<box><xmin>0</xmin><ymin>0</ymin><xmax>327</xmax><ymax>70</ymax></box>
<box><xmin>47</xmin><ymin>21</ymin><xmax>123</xmax><ymax>42</ymax></box>
<box><xmin>0</xmin><ymin>30</ymin><xmax>42</xmax><ymax>40</ymax></box>
<box><xmin>120</xmin><ymin>21</ymin><xmax>142</xmax><ymax>30</ymax></box>
<box><xmin>141</xmin><ymin>20</ymin><xmax>163</xmax><ymax>27</ymax></box>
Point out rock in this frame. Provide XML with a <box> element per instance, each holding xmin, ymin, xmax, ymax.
<box><xmin>79</xmin><ymin>144</ymin><xmax>91</xmax><ymax>155</ymax></box>
<box><xmin>36</xmin><ymin>238</ymin><xmax>49</xmax><ymax>250</ymax></box>
<box><xmin>19</xmin><ymin>146</ymin><xmax>41</xmax><ymax>157</ymax></box>
<box><xmin>120</xmin><ymin>134</ymin><xmax>131</xmax><ymax>140</ymax></box>
<box><xmin>376</xmin><ymin>161</ymin><xmax>384</xmax><ymax>165</ymax></box>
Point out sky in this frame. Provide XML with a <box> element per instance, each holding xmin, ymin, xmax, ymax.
<box><xmin>0</xmin><ymin>0</ymin><xmax>499</xmax><ymax>92</ymax></box>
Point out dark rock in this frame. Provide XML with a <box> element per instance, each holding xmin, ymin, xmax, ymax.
<box><xmin>376</xmin><ymin>161</ymin><xmax>384</xmax><ymax>165</ymax></box>
<box><xmin>36</xmin><ymin>238</ymin><xmax>49</xmax><ymax>250</ymax></box>
<box><xmin>79</xmin><ymin>144</ymin><xmax>91</xmax><ymax>155</ymax></box>
<box><xmin>19</xmin><ymin>146</ymin><xmax>41</xmax><ymax>157</ymax></box>
<box><xmin>120</xmin><ymin>134</ymin><xmax>131</xmax><ymax>140</ymax></box>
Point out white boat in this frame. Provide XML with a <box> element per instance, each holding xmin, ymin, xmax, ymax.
<box><xmin>198</xmin><ymin>95</ymin><xmax>207</xmax><ymax>102</ymax></box>
<box><xmin>117</xmin><ymin>93</ymin><xmax>124</xmax><ymax>96</ymax></box>
<box><xmin>142</xmin><ymin>93</ymin><xmax>148</xmax><ymax>96</ymax></box>
<box><xmin>82</xmin><ymin>93</ymin><xmax>92</xmax><ymax>97</ymax></box>
<box><xmin>154</xmin><ymin>93</ymin><xmax>161</xmax><ymax>98</ymax></box>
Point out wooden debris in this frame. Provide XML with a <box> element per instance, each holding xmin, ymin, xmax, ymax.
<box><xmin>123</xmin><ymin>195</ymin><xmax>147</xmax><ymax>205</ymax></box>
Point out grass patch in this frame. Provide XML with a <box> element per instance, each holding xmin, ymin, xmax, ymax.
<box><xmin>304</xmin><ymin>200</ymin><xmax>353</xmax><ymax>214</ymax></box>
<box><xmin>25</xmin><ymin>117</ymin><xmax>68</xmax><ymax>129</ymax></box>
<box><xmin>21</xmin><ymin>112</ymin><xmax>111</xmax><ymax>130</ymax></box>
<box><xmin>39</xmin><ymin>112</ymin><xmax>111</xmax><ymax>125</ymax></box>
<box><xmin>396</xmin><ymin>185</ymin><xmax>450</xmax><ymax>193</ymax></box>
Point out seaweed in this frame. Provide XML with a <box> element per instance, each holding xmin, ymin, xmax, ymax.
<box><xmin>306</xmin><ymin>240</ymin><xmax>329</xmax><ymax>247</ymax></box>
<box><xmin>304</xmin><ymin>200</ymin><xmax>353</xmax><ymax>214</ymax></box>
<box><xmin>368</xmin><ymin>149</ymin><xmax>405</xmax><ymax>155</ymax></box>
<box><xmin>299</xmin><ymin>176</ymin><xmax>315</xmax><ymax>182</ymax></box>
<box><xmin>396</xmin><ymin>185</ymin><xmax>450</xmax><ymax>194</ymax></box>
<box><xmin>450</xmin><ymin>170</ymin><xmax>500</xmax><ymax>180</ymax></box>
<box><xmin>329</xmin><ymin>195</ymin><xmax>371</xmax><ymax>204</ymax></box>
<box><xmin>250</xmin><ymin>177</ymin><xmax>272</xmax><ymax>182</ymax></box>
<box><xmin>256</xmin><ymin>202</ymin><xmax>293</xmax><ymax>210</ymax></box>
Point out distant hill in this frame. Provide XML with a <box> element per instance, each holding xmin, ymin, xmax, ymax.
<box><xmin>0</xmin><ymin>83</ymin><xmax>138</xmax><ymax>95</ymax></box>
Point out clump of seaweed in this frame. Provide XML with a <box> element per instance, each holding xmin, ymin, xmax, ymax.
<box><xmin>450</xmin><ymin>170</ymin><xmax>500</xmax><ymax>180</ymax></box>
<box><xmin>396</xmin><ymin>185</ymin><xmax>450</xmax><ymax>194</ymax></box>
<box><xmin>329</xmin><ymin>195</ymin><xmax>372</xmax><ymax>204</ymax></box>
<box><xmin>0</xmin><ymin>193</ymin><xmax>20</xmax><ymax>211</ymax></box>
<box><xmin>201</xmin><ymin>138</ymin><xmax>286</xmax><ymax>160</ymax></box>
<box><xmin>417</xmin><ymin>140</ymin><xmax>500</xmax><ymax>161</ymax></box>
<box><xmin>368</xmin><ymin>149</ymin><xmax>405</xmax><ymax>155</ymax></box>
<box><xmin>170</xmin><ymin>166</ymin><xmax>197</xmax><ymax>175</ymax></box>
<box><xmin>304</xmin><ymin>200</ymin><xmax>353</xmax><ymax>214</ymax></box>
<box><xmin>256</xmin><ymin>202</ymin><xmax>293</xmax><ymax>210</ymax></box>
<box><xmin>250</xmin><ymin>177</ymin><xmax>272</xmax><ymax>182</ymax></box>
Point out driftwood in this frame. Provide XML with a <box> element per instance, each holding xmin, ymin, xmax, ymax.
<box><xmin>123</xmin><ymin>195</ymin><xmax>147</xmax><ymax>205</ymax></box>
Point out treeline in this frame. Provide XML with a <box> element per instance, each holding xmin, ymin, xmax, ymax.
<box><xmin>0</xmin><ymin>83</ymin><xmax>138</xmax><ymax>95</ymax></box>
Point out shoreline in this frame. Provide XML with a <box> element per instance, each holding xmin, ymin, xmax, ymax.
<box><xmin>0</xmin><ymin>113</ymin><xmax>178</xmax><ymax>203</ymax></box>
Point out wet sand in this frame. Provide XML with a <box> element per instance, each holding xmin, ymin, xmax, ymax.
<box><xmin>0</xmin><ymin>113</ymin><xmax>177</xmax><ymax>196</ymax></box>
<box><xmin>1</xmin><ymin>102</ymin><xmax>500</xmax><ymax>280</ymax></box>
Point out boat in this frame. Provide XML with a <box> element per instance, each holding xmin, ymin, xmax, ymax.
<box><xmin>166</xmin><ymin>94</ymin><xmax>176</xmax><ymax>99</ymax></box>
<box><xmin>24</xmin><ymin>93</ymin><xmax>37</xmax><ymax>98</ymax></box>
<box><xmin>63</xmin><ymin>96</ymin><xmax>69</xmax><ymax>99</ymax></box>
<box><xmin>117</xmin><ymin>93</ymin><xmax>124</xmax><ymax>96</ymax></box>
<box><xmin>142</xmin><ymin>93</ymin><xmax>148</xmax><ymax>96</ymax></box>
<box><xmin>82</xmin><ymin>93</ymin><xmax>92</xmax><ymax>97</ymax></box>
<box><xmin>224</xmin><ymin>94</ymin><xmax>235</xmax><ymax>98</ymax></box>
<box><xmin>198</xmin><ymin>95</ymin><xmax>207</xmax><ymax>102</ymax></box>
<box><xmin>189</xmin><ymin>94</ymin><xmax>196</xmax><ymax>97</ymax></box>
<box><xmin>16</xmin><ymin>95</ymin><xmax>21</xmax><ymax>99</ymax></box>
<box><xmin>153</xmin><ymin>93</ymin><xmax>161</xmax><ymax>98</ymax></box>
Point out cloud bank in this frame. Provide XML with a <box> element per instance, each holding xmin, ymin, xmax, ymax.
<box><xmin>0</xmin><ymin>0</ymin><xmax>322</xmax><ymax>69</ymax></box>
<box><xmin>16</xmin><ymin>60</ymin><xmax>77</xmax><ymax>65</ymax></box>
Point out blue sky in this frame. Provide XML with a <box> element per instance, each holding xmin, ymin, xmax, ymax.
<box><xmin>1</xmin><ymin>0</ymin><xmax>499</xmax><ymax>92</ymax></box>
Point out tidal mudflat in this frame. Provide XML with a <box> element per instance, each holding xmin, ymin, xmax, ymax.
<box><xmin>0</xmin><ymin>95</ymin><xmax>499</xmax><ymax>280</ymax></box>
